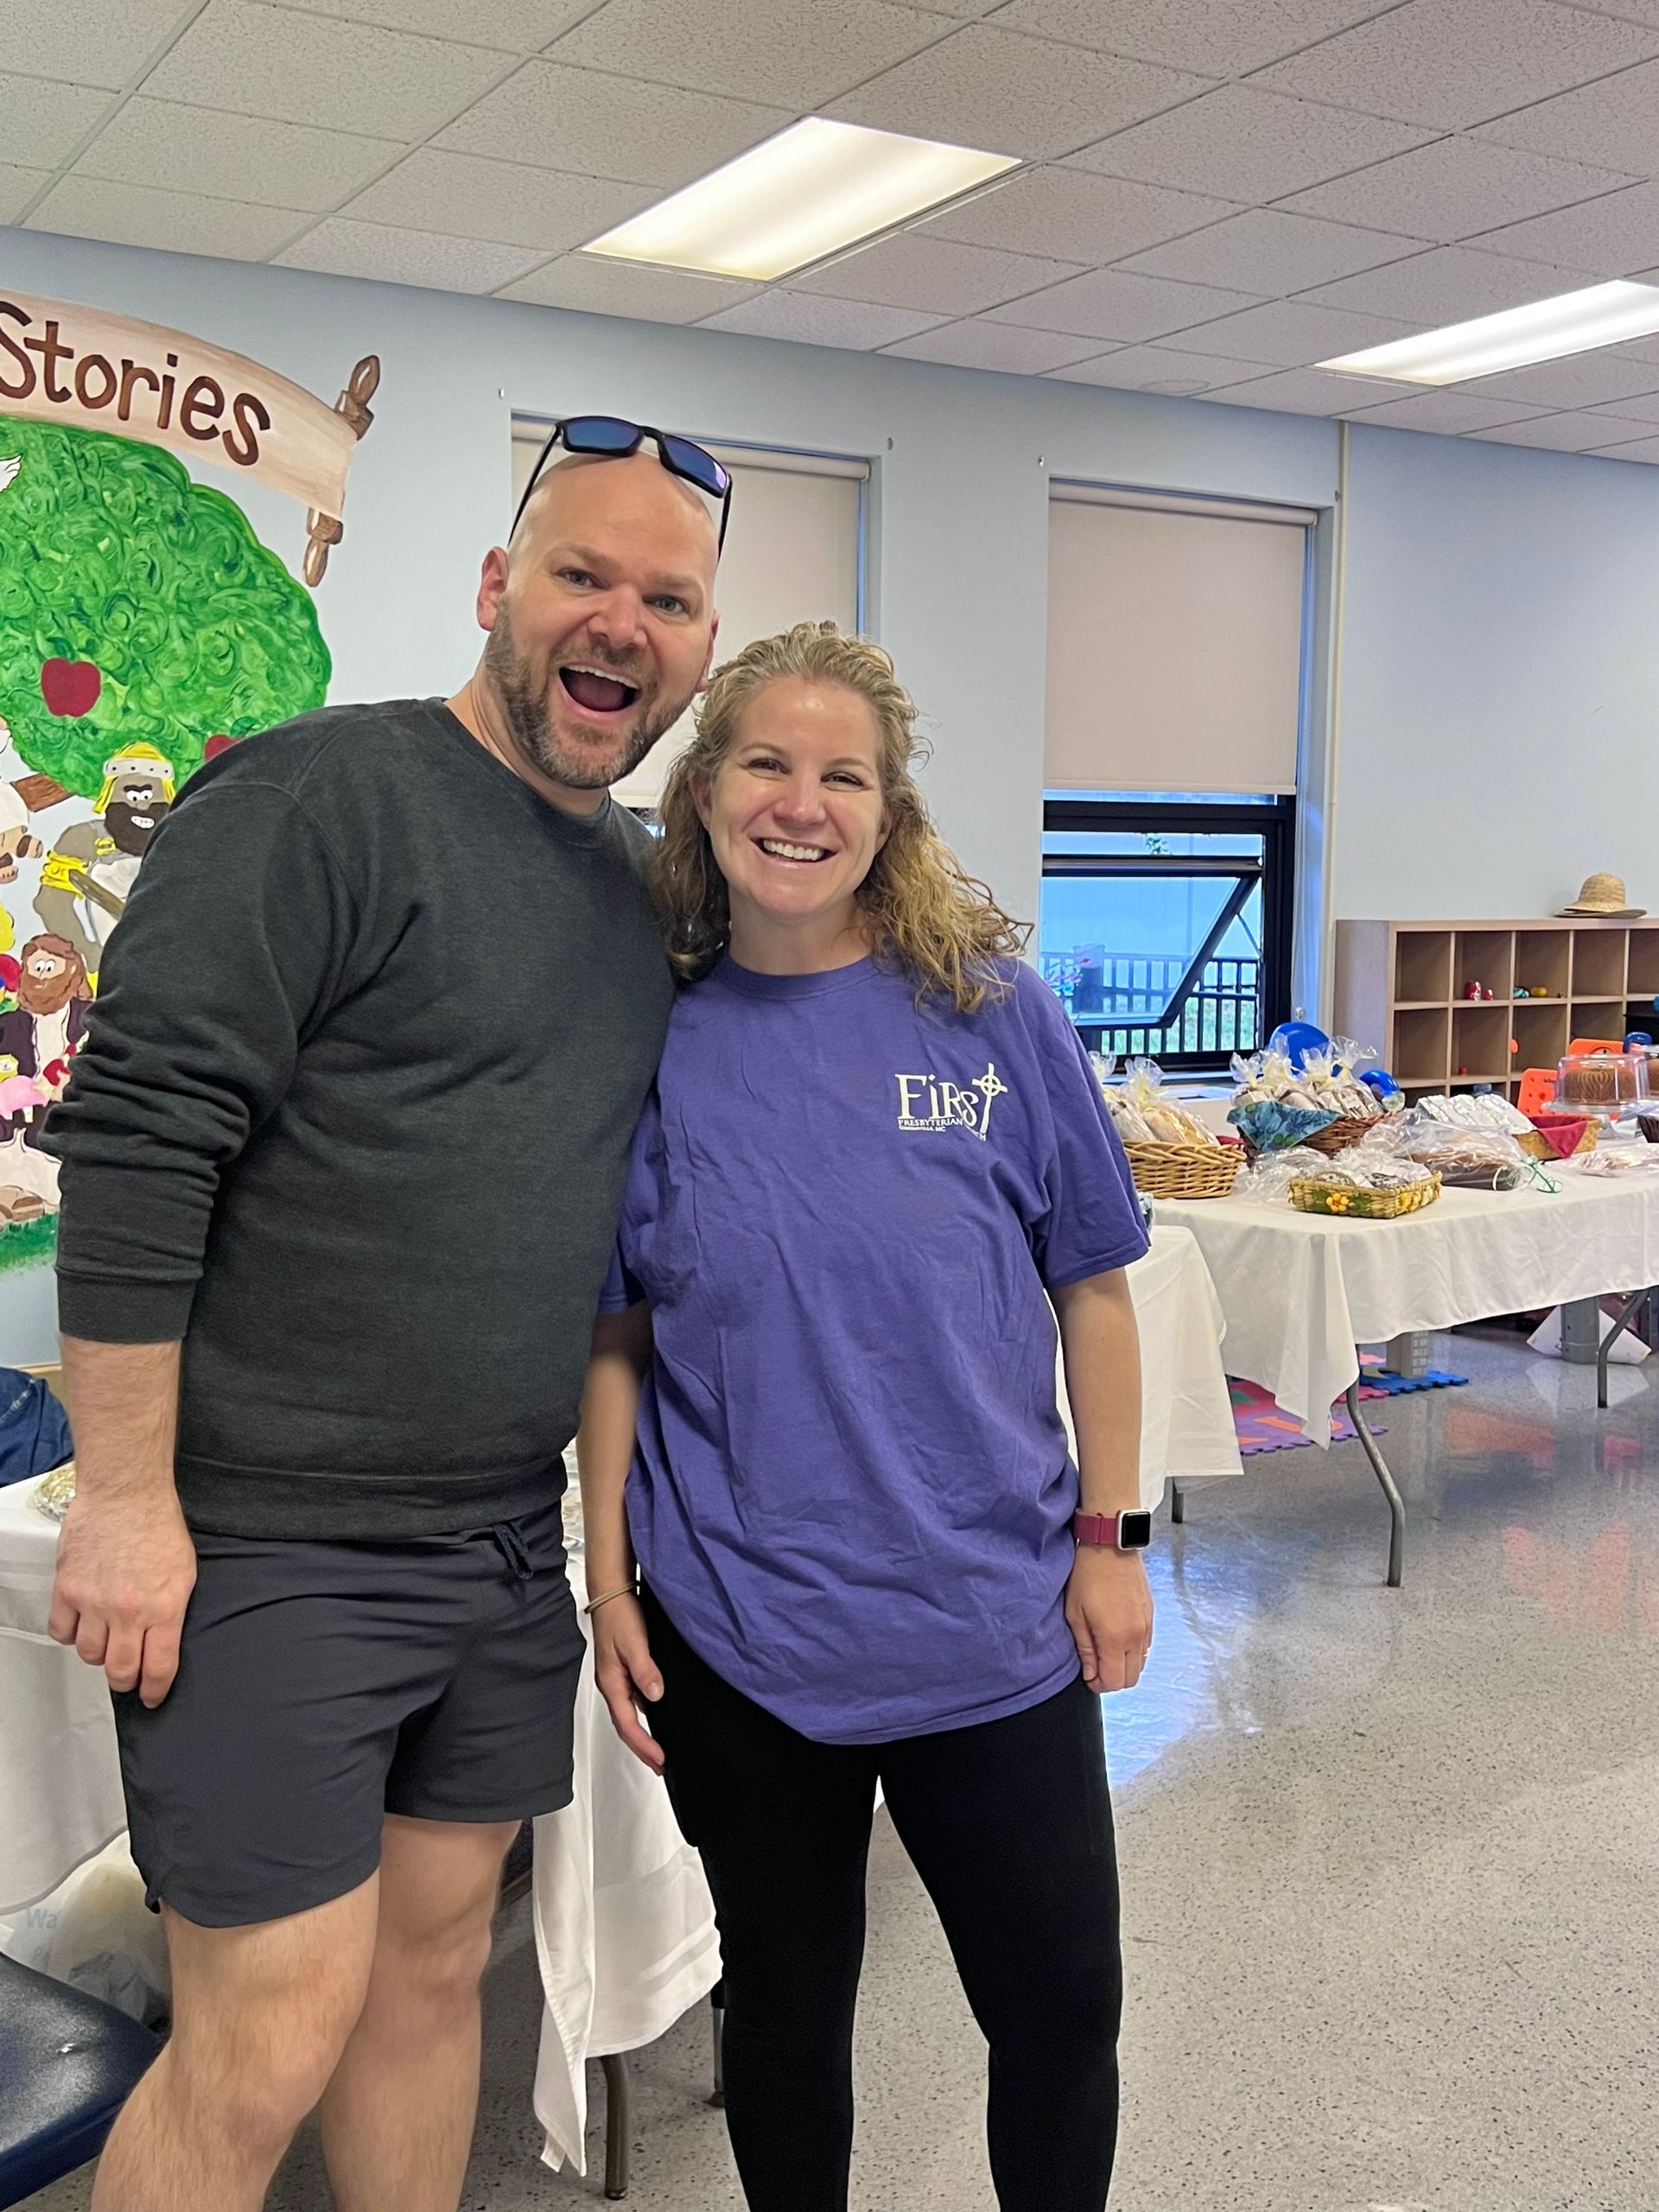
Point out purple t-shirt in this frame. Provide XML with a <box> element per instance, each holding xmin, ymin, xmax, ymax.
<box><xmin>601</xmin><ymin>954</ymin><xmax>1148</xmax><ymax>1745</ymax></box>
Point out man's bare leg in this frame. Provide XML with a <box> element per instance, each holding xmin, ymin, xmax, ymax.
<box><xmin>92</xmin><ymin>1874</ymin><xmax>380</xmax><ymax>2212</ymax></box>
<box><xmin>320</xmin><ymin>1813</ymin><xmax>520</xmax><ymax>2212</ymax></box>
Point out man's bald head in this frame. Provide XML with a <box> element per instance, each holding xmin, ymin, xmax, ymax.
<box><xmin>467</xmin><ymin>442</ymin><xmax>721</xmax><ymax>807</ymax></box>
<box><xmin>510</xmin><ymin>448</ymin><xmax>720</xmax><ymax>574</ymax></box>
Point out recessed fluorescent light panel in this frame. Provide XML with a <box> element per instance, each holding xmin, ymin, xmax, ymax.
<box><xmin>1319</xmin><ymin>280</ymin><xmax>1659</xmax><ymax>385</ymax></box>
<box><xmin>581</xmin><ymin>118</ymin><xmax>1018</xmax><ymax>283</ymax></box>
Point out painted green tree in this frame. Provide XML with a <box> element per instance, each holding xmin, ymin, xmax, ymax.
<box><xmin>0</xmin><ymin>414</ymin><xmax>330</xmax><ymax>797</ymax></box>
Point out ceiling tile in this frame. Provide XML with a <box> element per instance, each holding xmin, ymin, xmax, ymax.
<box><xmin>1121</xmin><ymin>207</ymin><xmax>1420</xmax><ymax>291</ymax></box>
<box><xmin>1551</xmin><ymin>0</ymin><xmax>1659</xmax><ymax>22</ymax></box>
<box><xmin>1472</xmin><ymin>181</ymin><xmax>1659</xmax><ymax>276</ymax></box>
<box><xmin>1580</xmin><ymin>429</ymin><xmax>1659</xmax><ymax>459</ymax></box>
<box><xmin>1282</xmin><ymin>137</ymin><xmax>1637</xmax><ymax>242</ymax></box>
<box><xmin>4</xmin><ymin>73</ymin><xmax>115</xmax><ymax>170</ymax></box>
<box><xmin>1301</xmin><ymin>243</ymin><xmax>1597</xmax><ymax>318</ymax></box>
<box><xmin>1586</xmin><ymin>389</ymin><xmax>1659</xmax><ymax>423</ymax></box>
<box><xmin>3</xmin><ymin>0</ymin><xmax>193</xmax><ymax>91</ymax></box>
<box><xmin>1468</xmin><ymin>410</ymin><xmax>1659</xmax><ymax>449</ymax></box>
<box><xmin>986</xmin><ymin>265</ymin><xmax>1262</xmax><ymax>339</ymax></box>
<box><xmin>701</xmin><ymin>292</ymin><xmax>946</xmax><ymax>346</ymax></box>
<box><xmin>1339</xmin><ymin>388</ymin><xmax>1550</xmax><ymax>430</ymax></box>
<box><xmin>881</xmin><ymin>318</ymin><xmax>1106</xmax><ymax>369</ymax></box>
<box><xmin>1068</xmin><ymin>84</ymin><xmax>1431</xmax><ymax>202</ymax></box>
<box><xmin>1459</xmin><ymin>351</ymin><xmax>1659</xmax><ymax>407</ymax></box>
<box><xmin>1201</xmin><ymin>362</ymin><xmax>1408</xmax><ymax>409</ymax></box>
<box><xmin>991</xmin><ymin>0</ymin><xmax>1402</xmax><ymax>74</ymax></box>
<box><xmin>74</xmin><ymin>99</ymin><xmax>400</xmax><ymax>213</ymax></box>
<box><xmin>0</xmin><ymin>168</ymin><xmax>50</xmax><ymax>225</ymax></box>
<box><xmin>435</xmin><ymin>62</ymin><xmax>790</xmax><ymax>189</ymax></box>
<box><xmin>1478</xmin><ymin>57</ymin><xmax>1659</xmax><ymax>171</ymax></box>
<box><xmin>1164</xmin><ymin>296</ymin><xmax>1419</xmax><ymax>364</ymax></box>
<box><xmin>919</xmin><ymin>167</ymin><xmax>1236</xmax><ymax>264</ymax></box>
<box><xmin>1609</xmin><ymin>334</ymin><xmax>1659</xmax><ymax>364</ymax></box>
<box><xmin>896</xmin><ymin>0</ymin><xmax>1005</xmax><ymax>11</ymax></box>
<box><xmin>794</xmin><ymin>232</ymin><xmax>1084</xmax><ymax>315</ymax></box>
<box><xmin>495</xmin><ymin>256</ymin><xmax>758</xmax><ymax>319</ymax></box>
<box><xmin>1047</xmin><ymin>344</ymin><xmax>1262</xmax><ymax>391</ymax></box>
<box><xmin>274</xmin><ymin>216</ymin><xmax>545</xmax><ymax>291</ymax></box>
<box><xmin>1250</xmin><ymin>0</ymin><xmax>1659</xmax><ymax>129</ymax></box>
<box><xmin>826</xmin><ymin>24</ymin><xmax>1217</xmax><ymax>161</ymax></box>
<box><xmin>549</xmin><ymin>0</ymin><xmax>945</xmax><ymax>108</ymax></box>
<box><xmin>339</xmin><ymin>149</ymin><xmax>650</xmax><ymax>251</ymax></box>
<box><xmin>147</xmin><ymin>0</ymin><xmax>509</xmax><ymax>138</ymax></box>
<box><xmin>26</xmin><ymin>174</ymin><xmax>306</xmax><ymax>260</ymax></box>
<box><xmin>295</xmin><ymin>0</ymin><xmax>592</xmax><ymax>44</ymax></box>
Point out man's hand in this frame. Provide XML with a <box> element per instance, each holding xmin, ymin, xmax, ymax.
<box><xmin>1065</xmin><ymin>1546</ymin><xmax>1153</xmax><ymax>1694</ymax></box>
<box><xmin>48</xmin><ymin>1491</ymin><xmax>197</xmax><ymax>1707</ymax></box>
<box><xmin>590</xmin><ymin>1594</ymin><xmax>666</xmax><ymax>1772</ymax></box>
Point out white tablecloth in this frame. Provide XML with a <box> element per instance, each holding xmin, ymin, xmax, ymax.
<box><xmin>1154</xmin><ymin>1166</ymin><xmax>1659</xmax><ymax>1439</ymax></box>
<box><xmin>0</xmin><ymin>1476</ymin><xmax>717</xmax><ymax>2180</ymax></box>
<box><xmin>1063</xmin><ymin>1224</ymin><xmax>1241</xmax><ymax>1498</ymax></box>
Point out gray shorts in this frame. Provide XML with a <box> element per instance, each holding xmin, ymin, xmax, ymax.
<box><xmin>113</xmin><ymin>1497</ymin><xmax>582</xmax><ymax>1928</ymax></box>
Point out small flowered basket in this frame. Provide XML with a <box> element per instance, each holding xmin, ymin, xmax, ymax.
<box><xmin>1288</xmin><ymin>1173</ymin><xmax>1441</xmax><ymax>1220</ymax></box>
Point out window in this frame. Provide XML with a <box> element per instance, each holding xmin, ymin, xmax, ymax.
<box><xmin>1041</xmin><ymin>796</ymin><xmax>1296</xmax><ymax>1074</ymax></box>
<box><xmin>1040</xmin><ymin>481</ymin><xmax>1313</xmax><ymax>1072</ymax></box>
<box><xmin>510</xmin><ymin>422</ymin><xmax>866</xmax><ymax>809</ymax></box>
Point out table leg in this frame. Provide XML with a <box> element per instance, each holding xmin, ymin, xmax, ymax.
<box><xmin>601</xmin><ymin>2051</ymin><xmax>631</xmax><ymax>2200</ymax></box>
<box><xmin>1169</xmin><ymin>1479</ymin><xmax>1185</xmax><ymax>1525</ymax></box>
<box><xmin>1597</xmin><ymin>1288</ymin><xmax>1651</xmax><ymax>1410</ymax></box>
<box><xmin>709</xmin><ymin>1980</ymin><xmax>727</xmax><ymax>2108</ymax></box>
<box><xmin>1345</xmin><ymin>1381</ymin><xmax>1405</xmax><ymax>1590</ymax></box>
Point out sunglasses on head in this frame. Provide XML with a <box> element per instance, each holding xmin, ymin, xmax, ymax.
<box><xmin>512</xmin><ymin>415</ymin><xmax>733</xmax><ymax>550</ymax></box>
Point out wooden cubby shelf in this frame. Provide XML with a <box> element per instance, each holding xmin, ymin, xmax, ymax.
<box><xmin>1336</xmin><ymin>917</ymin><xmax>1659</xmax><ymax>1099</ymax></box>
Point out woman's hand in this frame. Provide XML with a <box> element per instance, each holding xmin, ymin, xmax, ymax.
<box><xmin>591</xmin><ymin>1594</ymin><xmax>667</xmax><ymax>1771</ymax></box>
<box><xmin>1065</xmin><ymin>1547</ymin><xmax>1153</xmax><ymax>1694</ymax></box>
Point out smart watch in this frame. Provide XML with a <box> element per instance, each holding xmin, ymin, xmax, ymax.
<box><xmin>1072</xmin><ymin>1510</ymin><xmax>1153</xmax><ymax>1552</ymax></box>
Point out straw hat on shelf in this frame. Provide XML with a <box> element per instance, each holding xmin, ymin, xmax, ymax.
<box><xmin>1557</xmin><ymin>872</ymin><xmax>1645</xmax><ymax>918</ymax></box>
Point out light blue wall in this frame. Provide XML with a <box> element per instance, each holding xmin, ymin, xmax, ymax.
<box><xmin>1336</xmin><ymin>423</ymin><xmax>1659</xmax><ymax>923</ymax></box>
<box><xmin>0</xmin><ymin>224</ymin><xmax>1334</xmax><ymax>941</ymax></box>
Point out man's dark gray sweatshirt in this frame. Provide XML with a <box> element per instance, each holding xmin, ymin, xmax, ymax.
<box><xmin>44</xmin><ymin>699</ymin><xmax>675</xmax><ymax>1540</ymax></box>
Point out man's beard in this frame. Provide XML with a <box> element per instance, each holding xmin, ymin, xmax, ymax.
<box><xmin>22</xmin><ymin>973</ymin><xmax>77</xmax><ymax>1015</ymax></box>
<box><xmin>483</xmin><ymin>607</ymin><xmax>690</xmax><ymax>791</ymax></box>
<box><xmin>105</xmin><ymin>799</ymin><xmax>168</xmax><ymax>856</ymax></box>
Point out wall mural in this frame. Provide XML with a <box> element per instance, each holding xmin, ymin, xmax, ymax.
<box><xmin>0</xmin><ymin>293</ymin><xmax>378</xmax><ymax>1281</ymax></box>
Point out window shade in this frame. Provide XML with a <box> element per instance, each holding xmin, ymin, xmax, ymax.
<box><xmin>1044</xmin><ymin>486</ymin><xmax>1311</xmax><ymax>797</ymax></box>
<box><xmin>510</xmin><ymin>425</ymin><xmax>866</xmax><ymax>809</ymax></box>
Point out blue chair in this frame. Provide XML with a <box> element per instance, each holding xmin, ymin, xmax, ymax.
<box><xmin>0</xmin><ymin>1951</ymin><xmax>158</xmax><ymax>2205</ymax></box>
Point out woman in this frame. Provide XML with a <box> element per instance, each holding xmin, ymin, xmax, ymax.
<box><xmin>578</xmin><ymin>622</ymin><xmax>1152</xmax><ymax>2212</ymax></box>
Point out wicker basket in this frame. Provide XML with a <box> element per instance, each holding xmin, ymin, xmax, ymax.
<box><xmin>1123</xmin><ymin>1140</ymin><xmax>1242</xmax><ymax>1200</ymax></box>
<box><xmin>1289</xmin><ymin>1172</ymin><xmax>1441</xmax><ymax>1219</ymax></box>
<box><xmin>1516</xmin><ymin>1116</ymin><xmax>1598</xmax><ymax>1160</ymax></box>
<box><xmin>1300</xmin><ymin>1111</ymin><xmax>1386</xmax><ymax>1156</ymax></box>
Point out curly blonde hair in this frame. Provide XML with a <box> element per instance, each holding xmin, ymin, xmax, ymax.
<box><xmin>654</xmin><ymin>622</ymin><xmax>1029</xmax><ymax>1014</ymax></box>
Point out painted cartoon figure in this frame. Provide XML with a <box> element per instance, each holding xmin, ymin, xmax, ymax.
<box><xmin>35</xmin><ymin>743</ymin><xmax>175</xmax><ymax>976</ymax></box>
<box><xmin>0</xmin><ymin>932</ymin><xmax>91</xmax><ymax>1218</ymax></box>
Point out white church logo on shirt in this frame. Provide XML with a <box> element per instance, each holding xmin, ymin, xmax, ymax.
<box><xmin>894</xmin><ymin>1063</ymin><xmax>1008</xmax><ymax>1143</ymax></box>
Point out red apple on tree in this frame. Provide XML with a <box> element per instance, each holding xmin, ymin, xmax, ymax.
<box><xmin>40</xmin><ymin>659</ymin><xmax>101</xmax><ymax>718</ymax></box>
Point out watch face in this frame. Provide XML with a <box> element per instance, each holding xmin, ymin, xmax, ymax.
<box><xmin>1118</xmin><ymin>1510</ymin><xmax>1154</xmax><ymax>1550</ymax></box>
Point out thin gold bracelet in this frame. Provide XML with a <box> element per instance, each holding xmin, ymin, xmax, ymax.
<box><xmin>583</xmin><ymin>1583</ymin><xmax>637</xmax><ymax>1616</ymax></box>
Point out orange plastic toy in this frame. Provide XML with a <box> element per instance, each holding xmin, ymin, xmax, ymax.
<box><xmin>1516</xmin><ymin>1067</ymin><xmax>1559</xmax><ymax>1116</ymax></box>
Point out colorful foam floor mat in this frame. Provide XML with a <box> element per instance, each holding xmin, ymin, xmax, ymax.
<box><xmin>1228</xmin><ymin>1367</ymin><xmax>1467</xmax><ymax>1456</ymax></box>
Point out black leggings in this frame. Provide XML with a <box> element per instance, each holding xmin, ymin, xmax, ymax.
<box><xmin>640</xmin><ymin>1587</ymin><xmax>1122</xmax><ymax>2212</ymax></box>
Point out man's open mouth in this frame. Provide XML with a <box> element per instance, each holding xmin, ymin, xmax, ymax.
<box><xmin>758</xmin><ymin>838</ymin><xmax>832</xmax><ymax>865</ymax></box>
<box><xmin>558</xmin><ymin>664</ymin><xmax>641</xmax><ymax>717</ymax></box>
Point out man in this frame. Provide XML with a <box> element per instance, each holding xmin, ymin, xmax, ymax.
<box><xmin>44</xmin><ymin>424</ymin><xmax>722</xmax><ymax>2212</ymax></box>
<box><xmin>35</xmin><ymin>741</ymin><xmax>175</xmax><ymax>977</ymax></box>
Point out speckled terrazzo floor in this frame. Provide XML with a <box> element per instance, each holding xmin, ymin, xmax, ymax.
<box><xmin>23</xmin><ymin>1325</ymin><xmax>1659</xmax><ymax>2210</ymax></box>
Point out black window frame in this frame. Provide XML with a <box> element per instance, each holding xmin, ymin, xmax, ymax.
<box><xmin>1041</xmin><ymin>794</ymin><xmax>1297</xmax><ymax>1077</ymax></box>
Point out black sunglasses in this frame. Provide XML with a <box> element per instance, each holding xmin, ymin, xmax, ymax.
<box><xmin>512</xmin><ymin>415</ymin><xmax>733</xmax><ymax>550</ymax></box>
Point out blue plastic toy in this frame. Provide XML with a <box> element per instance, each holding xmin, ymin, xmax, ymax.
<box><xmin>1360</xmin><ymin>1068</ymin><xmax>1402</xmax><ymax>1102</ymax></box>
<box><xmin>1267</xmin><ymin>1019</ymin><xmax>1332</xmax><ymax>1072</ymax></box>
